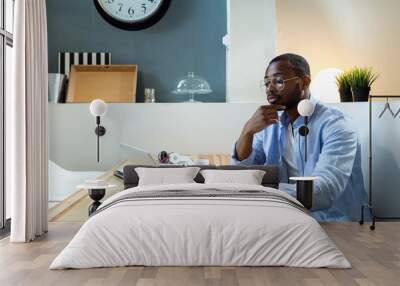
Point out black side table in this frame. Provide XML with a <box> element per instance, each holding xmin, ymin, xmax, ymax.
<box><xmin>77</xmin><ymin>184</ymin><xmax>116</xmax><ymax>215</ymax></box>
<box><xmin>88</xmin><ymin>188</ymin><xmax>106</xmax><ymax>215</ymax></box>
<box><xmin>289</xmin><ymin>176</ymin><xmax>320</xmax><ymax>210</ymax></box>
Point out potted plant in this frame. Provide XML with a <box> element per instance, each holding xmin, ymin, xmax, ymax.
<box><xmin>348</xmin><ymin>67</ymin><xmax>378</xmax><ymax>102</ymax></box>
<box><xmin>335</xmin><ymin>71</ymin><xmax>352</xmax><ymax>102</ymax></box>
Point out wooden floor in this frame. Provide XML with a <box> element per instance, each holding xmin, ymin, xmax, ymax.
<box><xmin>0</xmin><ymin>222</ymin><xmax>399</xmax><ymax>286</ymax></box>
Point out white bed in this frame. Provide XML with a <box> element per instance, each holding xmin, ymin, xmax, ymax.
<box><xmin>50</xmin><ymin>183</ymin><xmax>351</xmax><ymax>269</ymax></box>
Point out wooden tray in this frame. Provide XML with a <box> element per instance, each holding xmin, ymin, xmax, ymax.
<box><xmin>66</xmin><ymin>65</ymin><xmax>137</xmax><ymax>103</ymax></box>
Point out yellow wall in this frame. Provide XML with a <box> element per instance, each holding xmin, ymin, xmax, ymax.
<box><xmin>277</xmin><ymin>0</ymin><xmax>400</xmax><ymax>95</ymax></box>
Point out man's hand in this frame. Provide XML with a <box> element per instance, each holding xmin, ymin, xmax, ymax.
<box><xmin>235</xmin><ymin>105</ymin><xmax>285</xmax><ymax>161</ymax></box>
<box><xmin>243</xmin><ymin>105</ymin><xmax>285</xmax><ymax>136</ymax></box>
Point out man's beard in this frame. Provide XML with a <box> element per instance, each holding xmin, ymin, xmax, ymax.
<box><xmin>284</xmin><ymin>84</ymin><xmax>303</xmax><ymax>109</ymax></box>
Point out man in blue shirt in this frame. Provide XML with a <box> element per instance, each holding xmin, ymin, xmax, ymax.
<box><xmin>232</xmin><ymin>53</ymin><xmax>368</xmax><ymax>221</ymax></box>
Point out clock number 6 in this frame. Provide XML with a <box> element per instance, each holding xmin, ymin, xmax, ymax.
<box><xmin>128</xmin><ymin>7</ymin><xmax>135</xmax><ymax>16</ymax></box>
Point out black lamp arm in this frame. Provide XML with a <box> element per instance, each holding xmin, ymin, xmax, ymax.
<box><xmin>93</xmin><ymin>116</ymin><xmax>106</xmax><ymax>162</ymax></box>
<box><xmin>304</xmin><ymin>116</ymin><xmax>308</xmax><ymax>162</ymax></box>
<box><xmin>298</xmin><ymin>116</ymin><xmax>309</xmax><ymax>163</ymax></box>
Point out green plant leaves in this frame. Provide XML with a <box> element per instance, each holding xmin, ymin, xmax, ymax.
<box><xmin>335</xmin><ymin>67</ymin><xmax>378</xmax><ymax>89</ymax></box>
<box><xmin>335</xmin><ymin>71</ymin><xmax>351</xmax><ymax>90</ymax></box>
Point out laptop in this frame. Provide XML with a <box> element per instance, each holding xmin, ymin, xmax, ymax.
<box><xmin>115</xmin><ymin>143</ymin><xmax>158</xmax><ymax>179</ymax></box>
<box><xmin>119</xmin><ymin>143</ymin><xmax>157</xmax><ymax>166</ymax></box>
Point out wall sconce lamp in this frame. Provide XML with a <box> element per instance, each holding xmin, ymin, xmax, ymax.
<box><xmin>297</xmin><ymin>99</ymin><xmax>315</xmax><ymax>163</ymax></box>
<box><xmin>89</xmin><ymin>99</ymin><xmax>108</xmax><ymax>162</ymax></box>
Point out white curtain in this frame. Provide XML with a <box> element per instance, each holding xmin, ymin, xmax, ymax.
<box><xmin>9</xmin><ymin>0</ymin><xmax>48</xmax><ymax>242</ymax></box>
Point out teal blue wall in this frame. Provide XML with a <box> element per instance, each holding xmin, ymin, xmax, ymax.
<box><xmin>46</xmin><ymin>0</ymin><xmax>227</xmax><ymax>102</ymax></box>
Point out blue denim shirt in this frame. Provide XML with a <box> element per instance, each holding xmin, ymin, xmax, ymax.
<box><xmin>232</xmin><ymin>100</ymin><xmax>368</xmax><ymax>221</ymax></box>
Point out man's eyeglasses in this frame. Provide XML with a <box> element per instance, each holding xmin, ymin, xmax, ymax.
<box><xmin>261</xmin><ymin>76</ymin><xmax>300</xmax><ymax>92</ymax></box>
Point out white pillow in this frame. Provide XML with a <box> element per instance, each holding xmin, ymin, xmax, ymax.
<box><xmin>200</xmin><ymin>169</ymin><xmax>266</xmax><ymax>185</ymax></box>
<box><xmin>135</xmin><ymin>167</ymin><xmax>200</xmax><ymax>186</ymax></box>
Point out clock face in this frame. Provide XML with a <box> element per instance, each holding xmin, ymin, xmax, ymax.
<box><xmin>94</xmin><ymin>0</ymin><xmax>171</xmax><ymax>30</ymax></box>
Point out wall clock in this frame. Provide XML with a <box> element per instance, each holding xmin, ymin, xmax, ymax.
<box><xmin>94</xmin><ymin>0</ymin><xmax>171</xmax><ymax>30</ymax></box>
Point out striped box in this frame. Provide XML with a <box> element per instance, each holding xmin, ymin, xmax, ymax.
<box><xmin>58</xmin><ymin>52</ymin><xmax>112</xmax><ymax>77</ymax></box>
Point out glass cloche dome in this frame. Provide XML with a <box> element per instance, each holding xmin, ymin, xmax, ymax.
<box><xmin>172</xmin><ymin>72</ymin><xmax>212</xmax><ymax>102</ymax></box>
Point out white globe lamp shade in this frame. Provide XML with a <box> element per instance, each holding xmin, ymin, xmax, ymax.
<box><xmin>298</xmin><ymin>99</ymin><xmax>315</xmax><ymax>117</ymax></box>
<box><xmin>310</xmin><ymin>68</ymin><xmax>342</xmax><ymax>103</ymax></box>
<box><xmin>90</xmin><ymin>99</ymin><xmax>108</xmax><ymax>117</ymax></box>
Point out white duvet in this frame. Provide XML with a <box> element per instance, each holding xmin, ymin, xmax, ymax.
<box><xmin>50</xmin><ymin>183</ymin><xmax>351</xmax><ymax>269</ymax></box>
